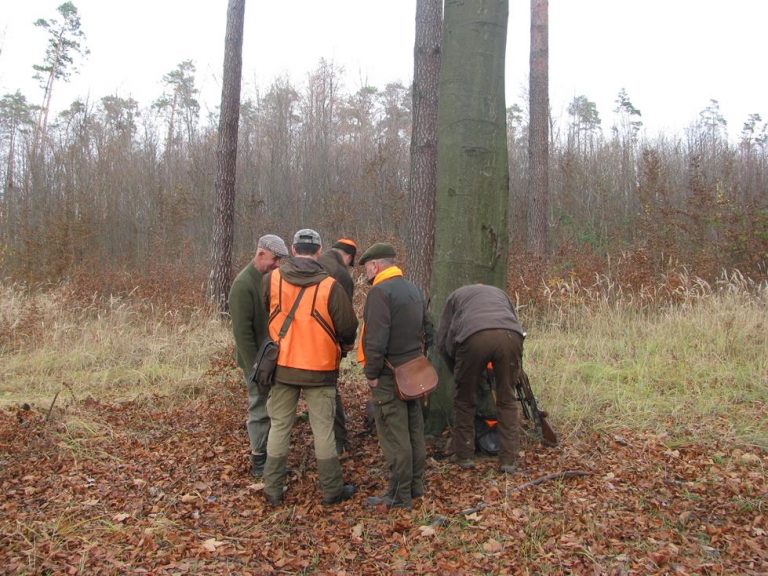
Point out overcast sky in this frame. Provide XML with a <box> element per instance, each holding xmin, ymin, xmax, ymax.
<box><xmin>1</xmin><ymin>1</ymin><xmax>766</xmax><ymax>138</ymax></box>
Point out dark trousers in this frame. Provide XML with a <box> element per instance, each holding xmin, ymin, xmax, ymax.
<box><xmin>371</xmin><ymin>373</ymin><xmax>426</xmax><ymax>505</ymax></box>
<box><xmin>453</xmin><ymin>329</ymin><xmax>523</xmax><ymax>464</ymax></box>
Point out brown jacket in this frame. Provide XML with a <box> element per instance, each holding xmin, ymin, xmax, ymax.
<box><xmin>436</xmin><ymin>284</ymin><xmax>524</xmax><ymax>364</ymax></box>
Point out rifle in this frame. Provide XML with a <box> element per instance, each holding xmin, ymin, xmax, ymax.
<box><xmin>485</xmin><ymin>365</ymin><xmax>558</xmax><ymax>447</ymax></box>
<box><xmin>514</xmin><ymin>368</ymin><xmax>558</xmax><ymax>447</ymax></box>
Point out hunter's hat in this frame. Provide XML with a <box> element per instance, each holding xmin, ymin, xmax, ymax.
<box><xmin>358</xmin><ymin>242</ymin><xmax>396</xmax><ymax>266</ymax></box>
<box><xmin>257</xmin><ymin>234</ymin><xmax>289</xmax><ymax>258</ymax></box>
<box><xmin>293</xmin><ymin>228</ymin><xmax>322</xmax><ymax>246</ymax></box>
<box><xmin>333</xmin><ymin>238</ymin><xmax>358</xmax><ymax>265</ymax></box>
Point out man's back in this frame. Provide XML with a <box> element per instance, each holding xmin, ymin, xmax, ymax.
<box><xmin>363</xmin><ymin>275</ymin><xmax>432</xmax><ymax>377</ymax></box>
<box><xmin>438</xmin><ymin>284</ymin><xmax>523</xmax><ymax>360</ymax></box>
<box><xmin>265</xmin><ymin>257</ymin><xmax>358</xmax><ymax>386</ymax></box>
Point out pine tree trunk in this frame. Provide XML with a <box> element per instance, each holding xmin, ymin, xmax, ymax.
<box><xmin>406</xmin><ymin>0</ymin><xmax>442</xmax><ymax>299</ymax></box>
<box><xmin>527</xmin><ymin>0</ymin><xmax>549</xmax><ymax>255</ymax></box>
<box><xmin>426</xmin><ymin>0</ymin><xmax>510</xmax><ymax>436</ymax></box>
<box><xmin>208</xmin><ymin>0</ymin><xmax>245</xmax><ymax>312</ymax></box>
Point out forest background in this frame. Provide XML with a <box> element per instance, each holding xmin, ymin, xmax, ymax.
<box><xmin>1</xmin><ymin>3</ymin><xmax>767</xmax><ymax>287</ymax></box>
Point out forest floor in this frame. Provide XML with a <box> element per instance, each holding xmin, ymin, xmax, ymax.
<box><xmin>1</xmin><ymin>358</ymin><xmax>766</xmax><ymax>576</ymax></box>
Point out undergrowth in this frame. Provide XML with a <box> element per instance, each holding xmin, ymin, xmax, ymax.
<box><xmin>1</xmin><ymin>259</ymin><xmax>766</xmax><ymax>447</ymax></box>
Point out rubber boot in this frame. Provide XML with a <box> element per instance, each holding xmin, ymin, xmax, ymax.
<box><xmin>262</xmin><ymin>455</ymin><xmax>288</xmax><ymax>506</ymax></box>
<box><xmin>250</xmin><ymin>452</ymin><xmax>267</xmax><ymax>478</ymax></box>
<box><xmin>411</xmin><ymin>477</ymin><xmax>424</xmax><ymax>499</ymax></box>
<box><xmin>317</xmin><ymin>457</ymin><xmax>354</xmax><ymax>505</ymax></box>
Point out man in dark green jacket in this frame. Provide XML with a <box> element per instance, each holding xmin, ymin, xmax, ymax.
<box><xmin>228</xmin><ymin>234</ymin><xmax>289</xmax><ymax>478</ymax></box>
<box><xmin>359</xmin><ymin>242</ymin><xmax>433</xmax><ymax>510</ymax></box>
<box><xmin>318</xmin><ymin>237</ymin><xmax>358</xmax><ymax>454</ymax></box>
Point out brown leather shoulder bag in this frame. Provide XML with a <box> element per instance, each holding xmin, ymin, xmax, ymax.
<box><xmin>386</xmin><ymin>356</ymin><xmax>438</xmax><ymax>400</ymax></box>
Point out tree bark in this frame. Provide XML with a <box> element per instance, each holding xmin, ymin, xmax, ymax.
<box><xmin>208</xmin><ymin>0</ymin><xmax>245</xmax><ymax>311</ymax></box>
<box><xmin>426</xmin><ymin>0</ymin><xmax>510</xmax><ymax>435</ymax></box>
<box><xmin>406</xmin><ymin>0</ymin><xmax>442</xmax><ymax>299</ymax></box>
<box><xmin>527</xmin><ymin>0</ymin><xmax>549</xmax><ymax>256</ymax></box>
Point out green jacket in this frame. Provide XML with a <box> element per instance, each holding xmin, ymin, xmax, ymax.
<box><xmin>318</xmin><ymin>249</ymin><xmax>355</xmax><ymax>301</ymax></box>
<box><xmin>264</xmin><ymin>257</ymin><xmax>359</xmax><ymax>386</ymax></box>
<box><xmin>362</xmin><ymin>272</ymin><xmax>434</xmax><ymax>381</ymax></box>
<box><xmin>228</xmin><ymin>261</ymin><xmax>269</xmax><ymax>373</ymax></box>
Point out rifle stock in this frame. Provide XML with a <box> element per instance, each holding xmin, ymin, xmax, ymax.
<box><xmin>515</xmin><ymin>369</ymin><xmax>558</xmax><ymax>447</ymax></box>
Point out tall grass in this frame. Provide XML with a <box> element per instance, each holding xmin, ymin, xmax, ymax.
<box><xmin>522</xmin><ymin>269</ymin><xmax>768</xmax><ymax>447</ymax></box>
<box><xmin>0</xmin><ymin>284</ymin><xmax>231</xmax><ymax>407</ymax></box>
<box><xmin>2</xmin><ymin>268</ymin><xmax>766</xmax><ymax>447</ymax></box>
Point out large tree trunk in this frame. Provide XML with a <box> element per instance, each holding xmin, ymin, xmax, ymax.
<box><xmin>527</xmin><ymin>0</ymin><xmax>549</xmax><ymax>255</ymax></box>
<box><xmin>426</xmin><ymin>0</ymin><xmax>510</xmax><ymax>436</ymax></box>
<box><xmin>406</xmin><ymin>0</ymin><xmax>442</xmax><ymax>298</ymax></box>
<box><xmin>208</xmin><ymin>0</ymin><xmax>245</xmax><ymax>311</ymax></box>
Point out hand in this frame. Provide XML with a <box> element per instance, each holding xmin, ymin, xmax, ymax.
<box><xmin>367</xmin><ymin>378</ymin><xmax>378</xmax><ymax>389</ymax></box>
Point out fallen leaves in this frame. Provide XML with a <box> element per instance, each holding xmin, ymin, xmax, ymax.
<box><xmin>418</xmin><ymin>525</ymin><xmax>436</xmax><ymax>538</ymax></box>
<box><xmin>201</xmin><ymin>538</ymin><xmax>226</xmax><ymax>552</ymax></box>
<box><xmin>351</xmin><ymin>523</ymin><xmax>364</xmax><ymax>539</ymax></box>
<box><xmin>0</xmin><ymin>386</ymin><xmax>765</xmax><ymax>575</ymax></box>
<box><xmin>482</xmin><ymin>538</ymin><xmax>503</xmax><ymax>553</ymax></box>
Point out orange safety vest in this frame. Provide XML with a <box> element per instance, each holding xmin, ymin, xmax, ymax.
<box><xmin>269</xmin><ymin>270</ymin><xmax>341</xmax><ymax>371</ymax></box>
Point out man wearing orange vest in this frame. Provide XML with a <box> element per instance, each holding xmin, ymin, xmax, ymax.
<box><xmin>358</xmin><ymin>242</ymin><xmax>433</xmax><ymax>510</ymax></box>
<box><xmin>318</xmin><ymin>238</ymin><xmax>358</xmax><ymax>455</ymax></box>
<box><xmin>262</xmin><ymin>229</ymin><xmax>359</xmax><ymax>506</ymax></box>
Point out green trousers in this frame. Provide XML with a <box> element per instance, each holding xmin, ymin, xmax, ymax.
<box><xmin>266</xmin><ymin>382</ymin><xmax>338</xmax><ymax>460</ymax></box>
<box><xmin>370</xmin><ymin>373</ymin><xmax>426</xmax><ymax>505</ymax></box>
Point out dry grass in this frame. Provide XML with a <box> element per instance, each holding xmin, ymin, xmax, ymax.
<box><xmin>0</xmin><ymin>284</ymin><xmax>232</xmax><ymax>408</ymax></box>
<box><xmin>521</xmin><ymin>268</ymin><xmax>768</xmax><ymax>448</ymax></box>
<box><xmin>2</xmin><ymin>268</ymin><xmax>766</xmax><ymax>449</ymax></box>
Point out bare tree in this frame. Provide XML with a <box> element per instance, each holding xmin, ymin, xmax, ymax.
<box><xmin>208</xmin><ymin>0</ymin><xmax>245</xmax><ymax>311</ymax></box>
<box><xmin>406</xmin><ymin>0</ymin><xmax>442</xmax><ymax>297</ymax></box>
<box><xmin>527</xmin><ymin>0</ymin><xmax>549</xmax><ymax>256</ymax></box>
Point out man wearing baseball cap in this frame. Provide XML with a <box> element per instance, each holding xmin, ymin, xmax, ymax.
<box><xmin>318</xmin><ymin>237</ymin><xmax>358</xmax><ymax>454</ymax></box>
<box><xmin>229</xmin><ymin>233</ymin><xmax>290</xmax><ymax>478</ymax></box>
<box><xmin>261</xmin><ymin>229</ymin><xmax>359</xmax><ymax>506</ymax></box>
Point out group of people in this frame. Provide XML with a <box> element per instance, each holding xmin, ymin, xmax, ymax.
<box><xmin>229</xmin><ymin>230</ymin><xmax>527</xmax><ymax>509</ymax></box>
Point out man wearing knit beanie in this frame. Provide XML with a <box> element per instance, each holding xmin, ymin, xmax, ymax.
<box><xmin>318</xmin><ymin>237</ymin><xmax>358</xmax><ymax>454</ymax></box>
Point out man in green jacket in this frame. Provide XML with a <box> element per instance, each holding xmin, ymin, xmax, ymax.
<box><xmin>228</xmin><ymin>234</ymin><xmax>290</xmax><ymax>478</ymax></box>
<box><xmin>359</xmin><ymin>242</ymin><xmax>433</xmax><ymax>510</ymax></box>
<box><xmin>318</xmin><ymin>237</ymin><xmax>358</xmax><ymax>454</ymax></box>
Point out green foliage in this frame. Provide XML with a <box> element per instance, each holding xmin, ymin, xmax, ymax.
<box><xmin>32</xmin><ymin>2</ymin><xmax>89</xmax><ymax>85</ymax></box>
<box><xmin>0</xmin><ymin>92</ymin><xmax>35</xmax><ymax>135</ymax></box>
